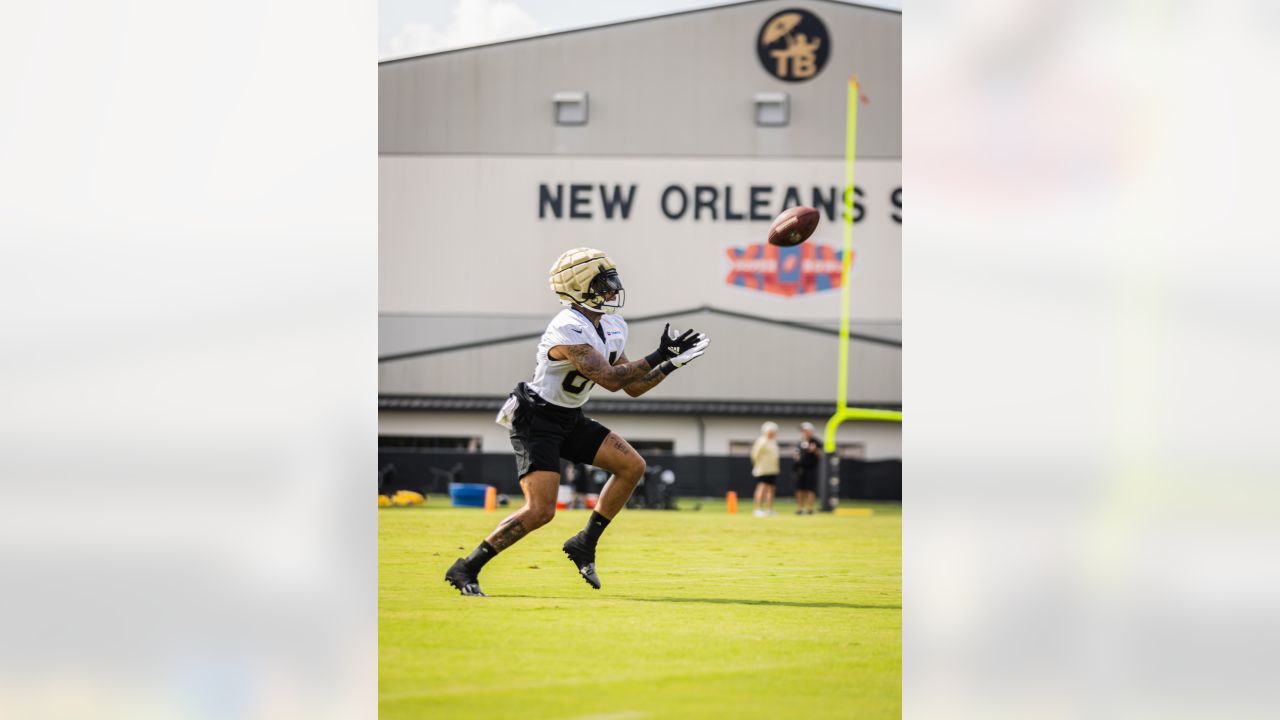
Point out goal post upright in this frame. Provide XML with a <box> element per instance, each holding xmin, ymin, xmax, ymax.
<box><xmin>823</xmin><ymin>73</ymin><xmax>902</xmax><ymax>457</ymax></box>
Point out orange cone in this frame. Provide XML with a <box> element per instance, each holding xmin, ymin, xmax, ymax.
<box><xmin>484</xmin><ymin>486</ymin><xmax>497</xmax><ymax>512</ymax></box>
<box><xmin>726</xmin><ymin>491</ymin><xmax>738</xmax><ymax>514</ymax></box>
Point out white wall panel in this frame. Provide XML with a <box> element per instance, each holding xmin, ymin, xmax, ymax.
<box><xmin>380</xmin><ymin>155</ymin><xmax>901</xmax><ymax>321</ymax></box>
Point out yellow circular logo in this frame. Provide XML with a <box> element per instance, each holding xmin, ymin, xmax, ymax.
<box><xmin>757</xmin><ymin>8</ymin><xmax>830</xmax><ymax>82</ymax></box>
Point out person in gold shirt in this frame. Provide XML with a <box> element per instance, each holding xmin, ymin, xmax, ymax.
<box><xmin>751</xmin><ymin>421</ymin><xmax>781</xmax><ymax>517</ymax></box>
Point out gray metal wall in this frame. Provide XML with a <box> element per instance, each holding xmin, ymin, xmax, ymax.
<box><xmin>380</xmin><ymin>0</ymin><xmax>901</xmax><ymax>158</ymax></box>
<box><xmin>379</xmin><ymin>311</ymin><xmax>900</xmax><ymax>403</ymax></box>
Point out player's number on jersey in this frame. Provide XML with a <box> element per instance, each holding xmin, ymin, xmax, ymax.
<box><xmin>562</xmin><ymin>351</ymin><xmax>618</xmax><ymax>394</ymax></box>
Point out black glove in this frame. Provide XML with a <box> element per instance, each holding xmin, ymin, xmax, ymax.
<box><xmin>645</xmin><ymin>323</ymin><xmax>703</xmax><ymax>367</ymax></box>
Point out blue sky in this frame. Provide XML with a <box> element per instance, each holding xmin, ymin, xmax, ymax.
<box><xmin>380</xmin><ymin>0</ymin><xmax>902</xmax><ymax>60</ymax></box>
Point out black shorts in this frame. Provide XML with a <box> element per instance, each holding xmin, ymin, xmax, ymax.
<box><xmin>795</xmin><ymin>473</ymin><xmax>817</xmax><ymax>492</ymax></box>
<box><xmin>755</xmin><ymin>474</ymin><xmax>778</xmax><ymax>486</ymax></box>
<box><xmin>508</xmin><ymin>383</ymin><xmax>611</xmax><ymax>479</ymax></box>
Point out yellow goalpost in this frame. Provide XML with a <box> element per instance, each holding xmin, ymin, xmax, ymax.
<box><xmin>823</xmin><ymin>74</ymin><xmax>902</xmax><ymax>454</ymax></box>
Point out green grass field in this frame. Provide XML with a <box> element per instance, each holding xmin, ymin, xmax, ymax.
<box><xmin>380</xmin><ymin>497</ymin><xmax>900</xmax><ymax>719</ymax></box>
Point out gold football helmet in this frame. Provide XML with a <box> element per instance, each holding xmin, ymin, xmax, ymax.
<box><xmin>549</xmin><ymin>248</ymin><xmax>625</xmax><ymax>313</ymax></box>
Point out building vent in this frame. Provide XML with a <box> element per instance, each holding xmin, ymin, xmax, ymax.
<box><xmin>754</xmin><ymin>92</ymin><xmax>789</xmax><ymax>127</ymax></box>
<box><xmin>553</xmin><ymin>91</ymin><xmax>589</xmax><ymax>125</ymax></box>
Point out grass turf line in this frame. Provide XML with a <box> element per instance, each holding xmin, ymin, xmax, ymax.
<box><xmin>380</xmin><ymin>497</ymin><xmax>900</xmax><ymax>719</ymax></box>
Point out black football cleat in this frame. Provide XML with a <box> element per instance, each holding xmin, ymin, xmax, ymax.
<box><xmin>444</xmin><ymin>558</ymin><xmax>487</xmax><ymax>597</ymax></box>
<box><xmin>562</xmin><ymin>533</ymin><xmax>601</xmax><ymax>589</ymax></box>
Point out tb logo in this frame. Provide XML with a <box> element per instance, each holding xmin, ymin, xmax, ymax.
<box><xmin>756</xmin><ymin>9</ymin><xmax>830</xmax><ymax>82</ymax></box>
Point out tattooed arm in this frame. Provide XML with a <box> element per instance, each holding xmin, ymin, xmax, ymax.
<box><xmin>550</xmin><ymin>344</ymin><xmax>655</xmax><ymax>392</ymax></box>
<box><xmin>618</xmin><ymin>352</ymin><xmax>670</xmax><ymax>397</ymax></box>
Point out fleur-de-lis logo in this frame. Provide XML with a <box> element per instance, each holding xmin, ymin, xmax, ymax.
<box><xmin>757</xmin><ymin>9</ymin><xmax>830</xmax><ymax>82</ymax></box>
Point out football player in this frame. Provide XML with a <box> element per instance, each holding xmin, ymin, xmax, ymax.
<box><xmin>445</xmin><ymin>248</ymin><xmax>710</xmax><ymax>596</ymax></box>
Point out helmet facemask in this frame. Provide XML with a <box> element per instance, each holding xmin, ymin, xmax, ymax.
<box><xmin>582</xmin><ymin>268</ymin><xmax>625</xmax><ymax>314</ymax></box>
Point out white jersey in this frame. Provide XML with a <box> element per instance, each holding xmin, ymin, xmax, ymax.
<box><xmin>526</xmin><ymin>308</ymin><xmax>628</xmax><ymax>408</ymax></box>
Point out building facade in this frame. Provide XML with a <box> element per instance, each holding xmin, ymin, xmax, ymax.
<box><xmin>378</xmin><ymin>0</ymin><xmax>901</xmax><ymax>489</ymax></box>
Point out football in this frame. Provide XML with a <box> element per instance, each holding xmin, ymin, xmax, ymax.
<box><xmin>767</xmin><ymin>206</ymin><xmax>820</xmax><ymax>247</ymax></box>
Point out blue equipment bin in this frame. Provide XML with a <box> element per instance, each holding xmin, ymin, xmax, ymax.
<box><xmin>449</xmin><ymin>483</ymin><xmax>489</xmax><ymax>508</ymax></box>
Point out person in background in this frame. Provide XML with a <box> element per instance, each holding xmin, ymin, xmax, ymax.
<box><xmin>378</xmin><ymin>462</ymin><xmax>397</xmax><ymax>496</ymax></box>
<box><xmin>794</xmin><ymin>421</ymin><xmax>822</xmax><ymax>515</ymax></box>
<box><xmin>567</xmin><ymin>462</ymin><xmax>592</xmax><ymax>510</ymax></box>
<box><xmin>751</xmin><ymin>421</ymin><xmax>780</xmax><ymax>517</ymax></box>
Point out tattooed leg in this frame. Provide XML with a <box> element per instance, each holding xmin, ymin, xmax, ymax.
<box><xmin>591</xmin><ymin>433</ymin><xmax>647</xmax><ymax>519</ymax></box>
<box><xmin>483</xmin><ymin>470</ymin><xmax>559</xmax><ymax>551</ymax></box>
<box><xmin>486</xmin><ymin>514</ymin><xmax>529</xmax><ymax>551</ymax></box>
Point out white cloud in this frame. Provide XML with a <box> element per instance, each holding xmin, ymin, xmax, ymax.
<box><xmin>385</xmin><ymin>21</ymin><xmax>443</xmax><ymax>58</ymax></box>
<box><xmin>384</xmin><ymin>0</ymin><xmax>543</xmax><ymax>58</ymax></box>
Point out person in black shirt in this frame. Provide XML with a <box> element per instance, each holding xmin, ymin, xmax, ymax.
<box><xmin>793</xmin><ymin>422</ymin><xmax>822</xmax><ymax>515</ymax></box>
<box><xmin>567</xmin><ymin>462</ymin><xmax>593</xmax><ymax>510</ymax></box>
